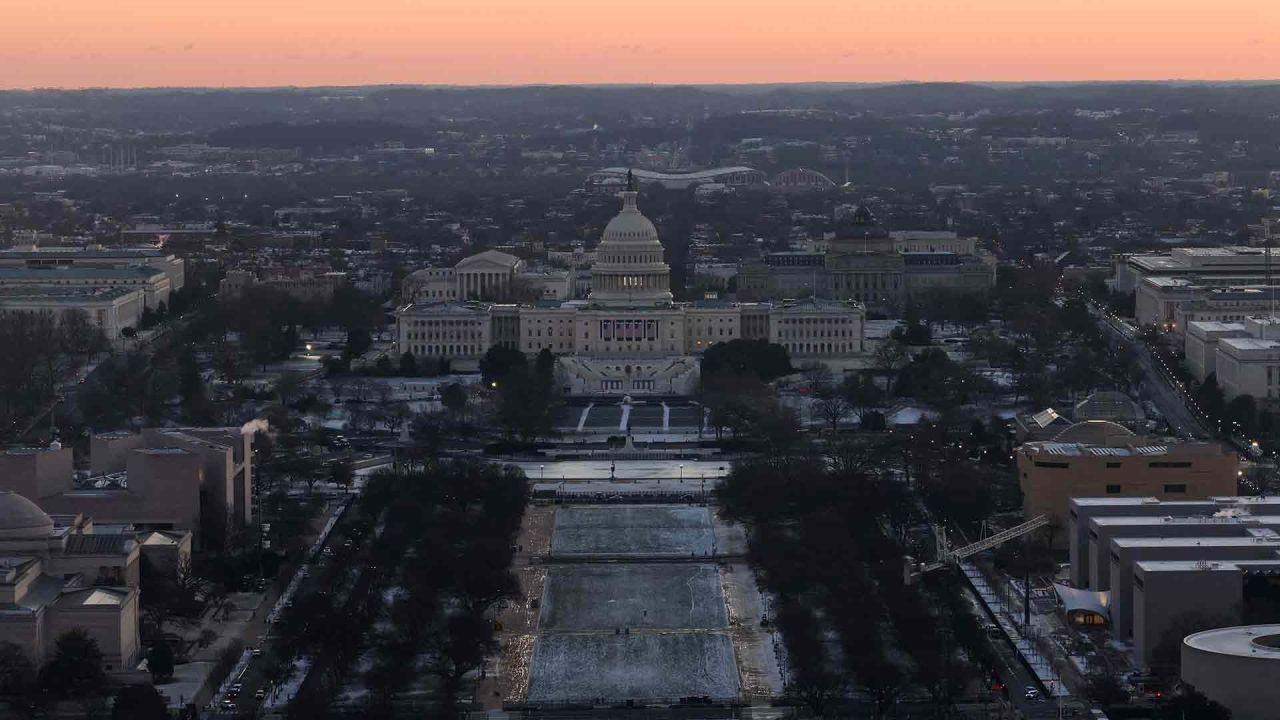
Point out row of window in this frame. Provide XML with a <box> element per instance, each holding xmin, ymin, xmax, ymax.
<box><xmin>1103</xmin><ymin>483</ymin><xmax>1187</xmax><ymax>494</ymax></box>
<box><xmin>784</xmin><ymin>342</ymin><xmax>857</xmax><ymax>356</ymax></box>
<box><xmin>581</xmin><ymin>343</ymin><xmax>675</xmax><ymax>353</ymax></box>
<box><xmin>409</xmin><ymin>344</ymin><xmax>479</xmax><ymax>357</ymax></box>
<box><xmin>604</xmin><ymin>254</ymin><xmax>661</xmax><ymax>264</ymax></box>
<box><xmin>407</xmin><ymin>331</ymin><xmax>481</xmax><ymax>341</ymax></box>
<box><xmin>778</xmin><ymin>329</ymin><xmax>854</xmax><ymax>339</ymax></box>
<box><xmin>407</xmin><ymin>319</ymin><xmax>482</xmax><ymax>327</ymax></box>
<box><xmin>1034</xmin><ymin>460</ymin><xmax>1194</xmax><ymax>469</ymax></box>
<box><xmin>687</xmin><ymin>328</ymin><xmax>735</xmax><ymax>338</ymax></box>
<box><xmin>833</xmin><ymin>275</ymin><xmax>899</xmax><ymax>290</ymax></box>
<box><xmin>601</xmin><ymin>379</ymin><xmax>656</xmax><ymax>391</ymax></box>
<box><xmin>3</xmin><ymin>278</ymin><xmax>154</xmax><ymax>286</ymax></box>
<box><xmin>777</xmin><ymin>317</ymin><xmax>856</xmax><ymax>325</ymax></box>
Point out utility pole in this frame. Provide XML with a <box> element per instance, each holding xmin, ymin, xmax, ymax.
<box><xmin>1023</xmin><ymin>532</ymin><xmax>1032</xmax><ymax>629</ymax></box>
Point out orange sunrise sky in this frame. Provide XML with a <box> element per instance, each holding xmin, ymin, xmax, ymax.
<box><xmin>3</xmin><ymin>0</ymin><xmax>1278</xmax><ymax>88</ymax></box>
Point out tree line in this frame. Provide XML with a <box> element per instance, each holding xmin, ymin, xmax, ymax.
<box><xmin>0</xmin><ymin>630</ymin><xmax>171</xmax><ymax>720</ymax></box>
<box><xmin>0</xmin><ymin>309</ymin><xmax>108</xmax><ymax>433</ymax></box>
<box><xmin>717</xmin><ymin>444</ymin><xmax>999</xmax><ymax>718</ymax></box>
<box><xmin>263</xmin><ymin>459</ymin><xmax>528</xmax><ymax>718</ymax></box>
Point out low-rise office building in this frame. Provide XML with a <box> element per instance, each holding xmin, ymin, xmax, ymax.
<box><xmin>736</xmin><ymin>217</ymin><xmax>995</xmax><ymax>308</ymax></box>
<box><xmin>0</xmin><ymin>266</ymin><xmax>171</xmax><ymax>309</ymax></box>
<box><xmin>1109</xmin><ymin>534</ymin><xmax>1280</xmax><ymax>640</ymax></box>
<box><xmin>1016</xmin><ymin>422</ymin><xmax>1239</xmax><ymax>540</ymax></box>
<box><xmin>0</xmin><ymin>246</ymin><xmax>184</xmax><ymax>293</ymax></box>
<box><xmin>1064</xmin><ymin>495</ymin><xmax>1280</xmax><ymax>665</ymax></box>
<box><xmin>1067</xmin><ymin>496</ymin><xmax>1280</xmax><ymax>588</ymax></box>
<box><xmin>1084</xmin><ymin>514</ymin><xmax>1280</xmax><ymax>591</ymax></box>
<box><xmin>1134</xmin><ymin>275</ymin><xmax>1280</xmax><ymax>334</ymax></box>
<box><xmin>1117</xmin><ymin>246</ymin><xmax>1280</xmax><ymax>294</ymax></box>
<box><xmin>0</xmin><ymin>285</ymin><xmax>145</xmax><ymax>339</ymax></box>
<box><xmin>1185</xmin><ymin>321</ymin><xmax>1250</xmax><ymax>382</ymax></box>
<box><xmin>220</xmin><ymin>269</ymin><xmax>348</xmax><ymax>303</ymax></box>
<box><xmin>0</xmin><ymin>427</ymin><xmax>255</xmax><ymax>545</ymax></box>
<box><xmin>1136</xmin><ymin>560</ymin><xmax>1280</xmax><ymax>668</ymax></box>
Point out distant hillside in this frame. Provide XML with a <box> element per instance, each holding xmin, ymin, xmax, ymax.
<box><xmin>208</xmin><ymin>120</ymin><xmax>432</xmax><ymax>149</ymax></box>
<box><xmin>4</xmin><ymin>82</ymin><xmax>1280</xmax><ymax>135</ymax></box>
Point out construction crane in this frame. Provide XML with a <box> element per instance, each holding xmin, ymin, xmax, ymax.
<box><xmin>906</xmin><ymin>514</ymin><xmax>1049</xmax><ymax>583</ymax></box>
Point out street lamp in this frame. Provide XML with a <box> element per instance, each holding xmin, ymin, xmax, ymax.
<box><xmin>679</xmin><ymin>464</ymin><xmax>684</xmax><ymax>482</ymax></box>
<box><xmin>540</xmin><ymin>464</ymin><xmax>545</xmax><ymax>480</ymax></box>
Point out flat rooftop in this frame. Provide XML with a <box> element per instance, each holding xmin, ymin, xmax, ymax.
<box><xmin>1113</xmin><ymin>533</ymin><xmax>1280</xmax><ymax>549</ymax></box>
<box><xmin>1136</xmin><ymin>559</ymin><xmax>1280</xmax><ymax>574</ymax></box>
<box><xmin>0</xmin><ymin>266</ymin><xmax>164</xmax><ymax>281</ymax></box>
<box><xmin>1184</xmin><ymin>624</ymin><xmax>1280</xmax><ymax>659</ymax></box>
<box><xmin>1187</xmin><ymin>321</ymin><xmax>1246</xmax><ymax>333</ymax></box>
<box><xmin>0</xmin><ymin>285</ymin><xmax>140</xmax><ymax>303</ymax></box>
<box><xmin>0</xmin><ymin>247</ymin><xmax>167</xmax><ymax>259</ymax></box>
<box><xmin>1144</xmin><ymin>276</ymin><xmax>1196</xmax><ymax>287</ymax></box>
<box><xmin>1092</xmin><ymin>515</ymin><xmax>1280</xmax><ymax>528</ymax></box>
<box><xmin>1074</xmin><ymin>496</ymin><xmax>1280</xmax><ymax>509</ymax></box>
<box><xmin>1220</xmin><ymin>337</ymin><xmax>1280</xmax><ymax>352</ymax></box>
<box><xmin>1025</xmin><ymin>442</ymin><xmax>1169</xmax><ymax>457</ymax></box>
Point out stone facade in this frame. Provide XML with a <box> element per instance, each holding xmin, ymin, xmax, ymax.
<box><xmin>0</xmin><ymin>492</ymin><xmax>143</xmax><ymax>672</ymax></box>
<box><xmin>737</xmin><ymin>225</ymin><xmax>994</xmax><ymax>308</ymax></box>
<box><xmin>0</xmin><ymin>427</ymin><xmax>255</xmax><ymax>545</ymax></box>
<box><xmin>397</xmin><ymin>192</ymin><xmax>866</xmax><ymax>395</ymax></box>
<box><xmin>1016</xmin><ymin>421</ymin><xmax>1238</xmax><ymax>542</ymax></box>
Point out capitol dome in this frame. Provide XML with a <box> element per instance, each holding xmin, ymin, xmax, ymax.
<box><xmin>601</xmin><ymin>202</ymin><xmax>659</xmax><ymax>245</ymax></box>
<box><xmin>0</xmin><ymin>491</ymin><xmax>53</xmax><ymax>540</ymax></box>
<box><xmin>589</xmin><ymin>190</ymin><xmax>673</xmax><ymax>307</ymax></box>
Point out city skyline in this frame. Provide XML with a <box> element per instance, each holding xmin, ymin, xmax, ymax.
<box><xmin>5</xmin><ymin>0</ymin><xmax>1279</xmax><ymax>89</ymax></box>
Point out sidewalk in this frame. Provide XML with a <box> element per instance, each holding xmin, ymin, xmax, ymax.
<box><xmin>960</xmin><ymin>561</ymin><xmax>1069</xmax><ymax>698</ymax></box>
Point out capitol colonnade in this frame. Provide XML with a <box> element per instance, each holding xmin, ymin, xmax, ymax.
<box><xmin>396</xmin><ymin>190</ymin><xmax>866</xmax><ymax>395</ymax></box>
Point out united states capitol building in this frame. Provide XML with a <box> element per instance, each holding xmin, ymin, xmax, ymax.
<box><xmin>396</xmin><ymin>189</ymin><xmax>865</xmax><ymax>395</ymax></box>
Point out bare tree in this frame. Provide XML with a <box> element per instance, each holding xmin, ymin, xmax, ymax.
<box><xmin>801</xmin><ymin>362</ymin><xmax>833</xmax><ymax>392</ymax></box>
<box><xmin>814</xmin><ymin>385</ymin><xmax>851</xmax><ymax>432</ymax></box>
<box><xmin>873</xmin><ymin>339</ymin><xmax>908</xmax><ymax>388</ymax></box>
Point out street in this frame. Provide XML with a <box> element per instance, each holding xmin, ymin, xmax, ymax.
<box><xmin>511</xmin><ymin>459</ymin><xmax>730</xmax><ymax>482</ymax></box>
<box><xmin>1092</xmin><ymin>305</ymin><xmax>1205</xmax><ymax>438</ymax></box>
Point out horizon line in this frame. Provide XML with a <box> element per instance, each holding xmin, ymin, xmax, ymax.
<box><xmin>5</xmin><ymin>78</ymin><xmax>1280</xmax><ymax>93</ymax></box>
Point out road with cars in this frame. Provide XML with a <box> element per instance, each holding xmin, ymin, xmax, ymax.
<box><xmin>1089</xmin><ymin>302</ymin><xmax>1206</xmax><ymax>439</ymax></box>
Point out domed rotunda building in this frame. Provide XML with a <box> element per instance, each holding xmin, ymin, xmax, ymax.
<box><xmin>588</xmin><ymin>189</ymin><xmax>673</xmax><ymax>307</ymax></box>
<box><xmin>397</xmin><ymin>187</ymin><xmax>866</xmax><ymax>395</ymax></box>
<box><xmin>0</xmin><ymin>491</ymin><xmax>141</xmax><ymax>673</ymax></box>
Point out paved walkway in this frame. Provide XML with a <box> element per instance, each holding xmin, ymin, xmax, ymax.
<box><xmin>960</xmin><ymin>561</ymin><xmax>1068</xmax><ymax>698</ymax></box>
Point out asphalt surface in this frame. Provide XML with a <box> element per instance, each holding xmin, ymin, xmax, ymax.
<box><xmin>956</xmin><ymin>578</ymin><xmax>1069</xmax><ymax>719</ymax></box>
<box><xmin>513</xmin><ymin>459</ymin><xmax>730</xmax><ymax>481</ymax></box>
<box><xmin>554</xmin><ymin>399</ymin><xmax>706</xmax><ymax>433</ymax></box>
<box><xmin>204</xmin><ymin>496</ymin><xmax>357</xmax><ymax>719</ymax></box>
<box><xmin>1092</xmin><ymin>306</ymin><xmax>1206</xmax><ymax>439</ymax></box>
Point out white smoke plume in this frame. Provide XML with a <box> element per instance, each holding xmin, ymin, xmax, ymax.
<box><xmin>240</xmin><ymin>418</ymin><xmax>270</xmax><ymax>436</ymax></box>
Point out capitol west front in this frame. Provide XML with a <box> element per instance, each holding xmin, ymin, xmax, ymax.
<box><xmin>396</xmin><ymin>190</ymin><xmax>866</xmax><ymax>395</ymax></box>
